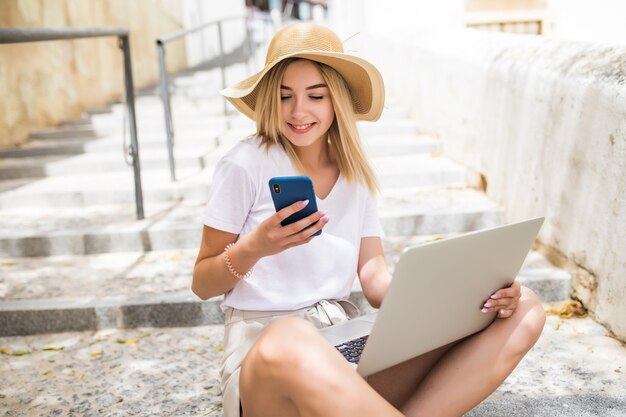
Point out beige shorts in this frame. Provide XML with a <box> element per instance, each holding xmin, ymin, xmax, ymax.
<box><xmin>219</xmin><ymin>299</ymin><xmax>360</xmax><ymax>417</ymax></box>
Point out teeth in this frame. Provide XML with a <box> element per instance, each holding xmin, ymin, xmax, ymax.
<box><xmin>292</xmin><ymin>123</ymin><xmax>312</xmax><ymax>130</ymax></box>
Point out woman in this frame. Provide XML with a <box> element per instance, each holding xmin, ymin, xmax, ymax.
<box><xmin>192</xmin><ymin>22</ymin><xmax>546</xmax><ymax>417</ymax></box>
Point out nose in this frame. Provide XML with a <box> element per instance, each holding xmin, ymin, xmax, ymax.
<box><xmin>289</xmin><ymin>95</ymin><xmax>308</xmax><ymax>118</ymax></box>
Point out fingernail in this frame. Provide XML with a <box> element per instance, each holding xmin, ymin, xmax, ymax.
<box><xmin>481</xmin><ymin>308</ymin><xmax>489</xmax><ymax>313</ymax></box>
<box><xmin>321</xmin><ymin>215</ymin><xmax>330</xmax><ymax>222</ymax></box>
<box><xmin>484</xmin><ymin>302</ymin><xmax>493</xmax><ymax>308</ymax></box>
<box><xmin>490</xmin><ymin>294</ymin><xmax>499</xmax><ymax>299</ymax></box>
<box><xmin>301</xmin><ymin>199</ymin><xmax>309</xmax><ymax>206</ymax></box>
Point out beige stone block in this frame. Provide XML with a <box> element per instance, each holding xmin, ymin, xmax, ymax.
<box><xmin>0</xmin><ymin>0</ymin><xmax>187</xmax><ymax>147</ymax></box>
<box><xmin>43</xmin><ymin>0</ymin><xmax>66</xmax><ymax>26</ymax></box>
<box><xmin>3</xmin><ymin>95</ymin><xmax>23</xmax><ymax>130</ymax></box>
<box><xmin>16</xmin><ymin>0</ymin><xmax>41</xmax><ymax>23</ymax></box>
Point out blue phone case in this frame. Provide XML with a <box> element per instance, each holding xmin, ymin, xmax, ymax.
<box><xmin>269</xmin><ymin>176</ymin><xmax>321</xmax><ymax>236</ymax></box>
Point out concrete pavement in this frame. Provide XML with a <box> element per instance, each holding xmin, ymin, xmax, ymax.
<box><xmin>1</xmin><ymin>307</ymin><xmax>624</xmax><ymax>416</ymax></box>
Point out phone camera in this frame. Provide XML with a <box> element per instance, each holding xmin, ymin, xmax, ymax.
<box><xmin>273</xmin><ymin>184</ymin><xmax>281</xmax><ymax>194</ymax></box>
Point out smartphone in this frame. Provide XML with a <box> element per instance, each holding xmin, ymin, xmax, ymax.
<box><xmin>269</xmin><ymin>176</ymin><xmax>321</xmax><ymax>236</ymax></box>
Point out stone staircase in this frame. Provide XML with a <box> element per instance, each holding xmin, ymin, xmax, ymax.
<box><xmin>3</xmin><ymin>62</ymin><xmax>625</xmax><ymax>417</ymax></box>
<box><xmin>0</xmin><ymin>64</ymin><xmax>571</xmax><ymax>337</ymax></box>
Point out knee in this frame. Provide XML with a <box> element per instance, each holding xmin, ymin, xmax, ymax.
<box><xmin>243</xmin><ymin>317</ymin><xmax>319</xmax><ymax>379</ymax></box>
<box><xmin>514</xmin><ymin>286</ymin><xmax>546</xmax><ymax>351</ymax></box>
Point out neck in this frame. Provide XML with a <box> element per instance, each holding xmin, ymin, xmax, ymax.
<box><xmin>294</xmin><ymin>137</ymin><xmax>332</xmax><ymax>172</ymax></box>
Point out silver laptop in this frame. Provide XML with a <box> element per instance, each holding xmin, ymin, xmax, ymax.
<box><xmin>319</xmin><ymin>217</ymin><xmax>544</xmax><ymax>377</ymax></box>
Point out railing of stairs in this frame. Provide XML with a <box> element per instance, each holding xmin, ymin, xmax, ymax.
<box><xmin>0</xmin><ymin>27</ymin><xmax>145</xmax><ymax>220</ymax></box>
<box><xmin>156</xmin><ymin>14</ymin><xmax>253</xmax><ymax>182</ymax></box>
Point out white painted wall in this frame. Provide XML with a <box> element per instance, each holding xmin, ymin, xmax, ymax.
<box><xmin>182</xmin><ymin>0</ymin><xmax>248</xmax><ymax>67</ymax></box>
<box><xmin>329</xmin><ymin>2</ymin><xmax>626</xmax><ymax>339</ymax></box>
<box><xmin>329</xmin><ymin>0</ymin><xmax>464</xmax><ymax>49</ymax></box>
<box><xmin>547</xmin><ymin>0</ymin><xmax>626</xmax><ymax>44</ymax></box>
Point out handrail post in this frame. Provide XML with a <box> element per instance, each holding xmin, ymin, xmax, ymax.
<box><xmin>119</xmin><ymin>34</ymin><xmax>145</xmax><ymax>220</ymax></box>
<box><xmin>155</xmin><ymin>14</ymin><xmax>253</xmax><ymax>156</ymax></box>
<box><xmin>216</xmin><ymin>21</ymin><xmax>230</xmax><ymax>125</ymax></box>
<box><xmin>157</xmin><ymin>41</ymin><xmax>177</xmax><ymax>182</ymax></box>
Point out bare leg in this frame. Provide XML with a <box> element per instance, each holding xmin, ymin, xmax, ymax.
<box><xmin>369</xmin><ymin>286</ymin><xmax>546</xmax><ymax>417</ymax></box>
<box><xmin>366</xmin><ymin>339</ymin><xmax>461</xmax><ymax>408</ymax></box>
<box><xmin>239</xmin><ymin>316</ymin><xmax>403</xmax><ymax>417</ymax></box>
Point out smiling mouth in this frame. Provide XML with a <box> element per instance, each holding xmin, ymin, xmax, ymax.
<box><xmin>287</xmin><ymin>122</ymin><xmax>316</xmax><ymax>134</ymax></box>
<box><xmin>290</xmin><ymin>123</ymin><xmax>314</xmax><ymax>130</ymax></box>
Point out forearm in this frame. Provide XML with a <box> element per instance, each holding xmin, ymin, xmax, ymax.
<box><xmin>192</xmin><ymin>253</ymin><xmax>237</xmax><ymax>300</ymax></box>
<box><xmin>357</xmin><ymin>237</ymin><xmax>391</xmax><ymax>309</ymax></box>
<box><xmin>361</xmin><ymin>269</ymin><xmax>391</xmax><ymax>309</ymax></box>
<box><xmin>192</xmin><ymin>236</ymin><xmax>261</xmax><ymax>300</ymax></box>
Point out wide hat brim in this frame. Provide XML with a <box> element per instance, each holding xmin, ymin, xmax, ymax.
<box><xmin>220</xmin><ymin>50</ymin><xmax>385</xmax><ymax>122</ymax></box>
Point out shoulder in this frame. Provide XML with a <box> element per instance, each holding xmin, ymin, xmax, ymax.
<box><xmin>213</xmin><ymin>136</ymin><xmax>262</xmax><ymax>176</ymax></box>
<box><xmin>220</xmin><ymin>136</ymin><xmax>286</xmax><ymax>167</ymax></box>
<box><xmin>213</xmin><ymin>136</ymin><xmax>289</xmax><ymax>189</ymax></box>
<box><xmin>221</xmin><ymin>136</ymin><xmax>264</xmax><ymax>164</ymax></box>
<box><xmin>224</xmin><ymin>135</ymin><xmax>289</xmax><ymax>172</ymax></box>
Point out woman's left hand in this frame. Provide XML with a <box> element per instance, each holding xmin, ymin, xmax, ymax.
<box><xmin>482</xmin><ymin>280</ymin><xmax>522</xmax><ymax>319</ymax></box>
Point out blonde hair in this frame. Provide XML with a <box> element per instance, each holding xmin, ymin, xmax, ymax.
<box><xmin>254</xmin><ymin>58</ymin><xmax>379</xmax><ymax>195</ymax></box>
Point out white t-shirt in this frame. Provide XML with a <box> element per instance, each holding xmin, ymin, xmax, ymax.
<box><xmin>201</xmin><ymin>136</ymin><xmax>384</xmax><ymax>311</ymax></box>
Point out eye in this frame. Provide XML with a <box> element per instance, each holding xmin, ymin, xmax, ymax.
<box><xmin>280</xmin><ymin>95</ymin><xmax>291</xmax><ymax>101</ymax></box>
<box><xmin>310</xmin><ymin>95</ymin><xmax>324</xmax><ymax>100</ymax></box>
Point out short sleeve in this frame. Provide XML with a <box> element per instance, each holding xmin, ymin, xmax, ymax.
<box><xmin>361</xmin><ymin>192</ymin><xmax>385</xmax><ymax>238</ymax></box>
<box><xmin>200</xmin><ymin>157</ymin><xmax>256</xmax><ymax>234</ymax></box>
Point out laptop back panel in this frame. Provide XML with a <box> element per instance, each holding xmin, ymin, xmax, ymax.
<box><xmin>355</xmin><ymin>217</ymin><xmax>544</xmax><ymax>377</ymax></box>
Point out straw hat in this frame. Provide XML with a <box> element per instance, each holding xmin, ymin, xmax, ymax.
<box><xmin>220</xmin><ymin>23</ymin><xmax>385</xmax><ymax>121</ymax></box>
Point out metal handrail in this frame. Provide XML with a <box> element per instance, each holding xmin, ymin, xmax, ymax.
<box><xmin>0</xmin><ymin>27</ymin><xmax>145</xmax><ymax>220</ymax></box>
<box><xmin>156</xmin><ymin>14</ymin><xmax>252</xmax><ymax>181</ymax></box>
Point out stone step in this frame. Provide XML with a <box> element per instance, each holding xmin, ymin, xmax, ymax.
<box><xmin>0</xmin><ymin>167</ymin><xmax>211</xmax><ymax>210</ymax></box>
<box><xmin>28</xmin><ymin>125</ymin><xmax>103</xmax><ymax>140</ymax></box>
<box><xmin>0</xmin><ymin>242</ymin><xmax>570</xmax><ymax>336</ymax></box>
<box><xmin>90</xmin><ymin>112</ymin><xmax>253</xmax><ymax>134</ymax></box>
<box><xmin>92</xmin><ymin>94</ymin><xmax>408</xmax><ymax>126</ymax></box>
<box><xmin>0</xmin><ymin>137</ymin><xmax>97</xmax><ymax>159</ymax></box>
<box><xmin>85</xmin><ymin>106</ymin><xmax>114</xmax><ymax>115</ymax></box>
<box><xmin>0</xmin><ymin>132</ymin><xmax>439</xmax><ymax>180</ymax></box>
<box><xmin>0</xmin><ymin>128</ymin><xmax>247</xmax><ymax>207</ymax></box>
<box><xmin>362</xmin><ymin>119</ymin><xmax>423</xmax><ymax>136</ymax></box>
<box><xmin>0</xmin><ymin>150</ymin><xmax>464</xmax><ymax>209</ymax></box>
<box><xmin>90</xmin><ymin>110</ymin><xmax>419</xmax><ymax>137</ymax></box>
<box><xmin>374</xmin><ymin>154</ymin><xmax>467</xmax><ymax>189</ymax></box>
<box><xmin>0</xmin><ymin>188</ymin><xmax>500</xmax><ymax>257</ymax></box>
<box><xmin>102</xmin><ymin>97</ymin><xmax>228</xmax><ymax>118</ymax></box>
<box><xmin>364</xmin><ymin>133</ymin><xmax>440</xmax><ymax>156</ymax></box>
<box><xmin>0</xmin><ymin>144</ymin><xmax>217</xmax><ymax>180</ymax></box>
<box><xmin>13</xmin><ymin>111</ymin><xmax>251</xmax><ymax>150</ymax></box>
<box><xmin>0</xmin><ymin>124</ymin><xmax>252</xmax><ymax>160</ymax></box>
<box><xmin>0</xmin><ymin>168</ymin><xmax>209</xmax><ymax>209</ymax></box>
<box><xmin>379</xmin><ymin>187</ymin><xmax>502</xmax><ymax>235</ymax></box>
<box><xmin>6</xmin><ymin>110</ymin><xmax>415</xmax><ymax>162</ymax></box>
<box><xmin>59</xmin><ymin>115</ymin><xmax>92</xmax><ymax>127</ymax></box>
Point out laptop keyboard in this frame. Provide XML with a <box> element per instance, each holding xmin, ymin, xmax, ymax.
<box><xmin>335</xmin><ymin>335</ymin><xmax>369</xmax><ymax>364</ymax></box>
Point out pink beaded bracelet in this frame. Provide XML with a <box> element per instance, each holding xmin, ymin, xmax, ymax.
<box><xmin>224</xmin><ymin>243</ymin><xmax>252</xmax><ymax>280</ymax></box>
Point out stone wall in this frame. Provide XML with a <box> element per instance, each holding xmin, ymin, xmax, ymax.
<box><xmin>342</xmin><ymin>26</ymin><xmax>626</xmax><ymax>340</ymax></box>
<box><xmin>0</xmin><ymin>0</ymin><xmax>187</xmax><ymax>147</ymax></box>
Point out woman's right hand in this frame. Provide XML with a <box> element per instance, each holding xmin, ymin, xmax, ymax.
<box><xmin>192</xmin><ymin>200</ymin><xmax>327</xmax><ymax>300</ymax></box>
<box><xmin>241</xmin><ymin>199</ymin><xmax>329</xmax><ymax>258</ymax></box>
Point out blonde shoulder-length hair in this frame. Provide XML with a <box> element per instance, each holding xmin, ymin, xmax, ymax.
<box><xmin>254</xmin><ymin>58</ymin><xmax>379</xmax><ymax>195</ymax></box>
